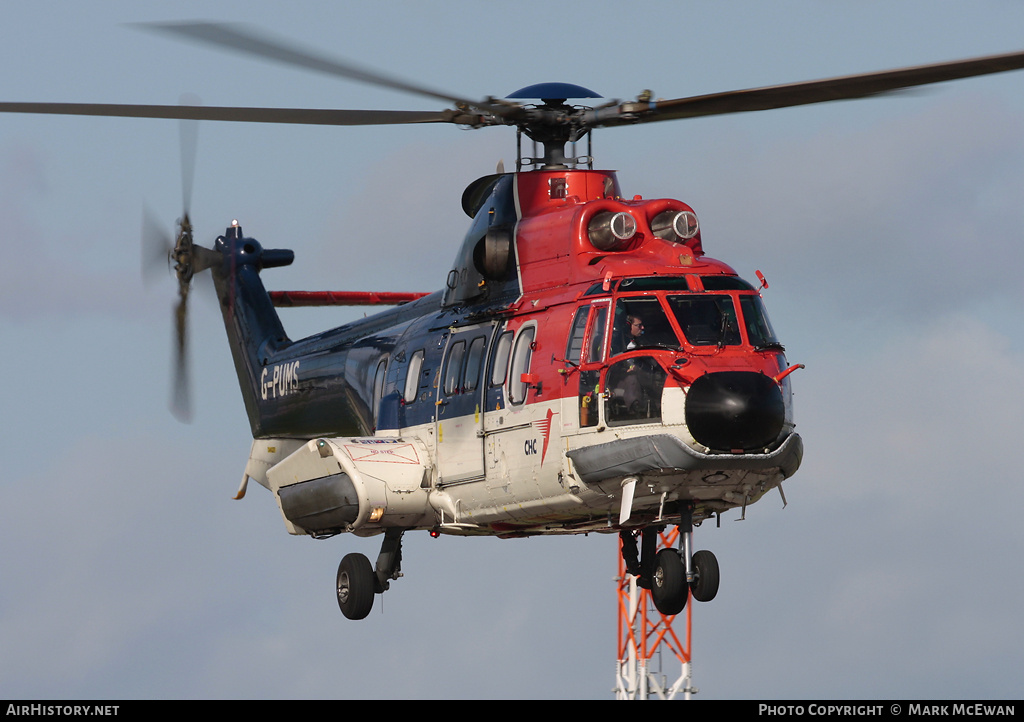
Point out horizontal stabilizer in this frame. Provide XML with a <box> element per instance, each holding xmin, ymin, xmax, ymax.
<box><xmin>269</xmin><ymin>291</ymin><xmax>431</xmax><ymax>307</ymax></box>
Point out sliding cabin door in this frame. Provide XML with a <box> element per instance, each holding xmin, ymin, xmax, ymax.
<box><xmin>434</xmin><ymin>324</ymin><xmax>492</xmax><ymax>483</ymax></box>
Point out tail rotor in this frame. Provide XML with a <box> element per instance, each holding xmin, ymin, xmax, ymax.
<box><xmin>141</xmin><ymin>106</ymin><xmax>216</xmax><ymax>422</ymax></box>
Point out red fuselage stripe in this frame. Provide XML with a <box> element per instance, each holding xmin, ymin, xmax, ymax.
<box><xmin>269</xmin><ymin>291</ymin><xmax>431</xmax><ymax>307</ymax></box>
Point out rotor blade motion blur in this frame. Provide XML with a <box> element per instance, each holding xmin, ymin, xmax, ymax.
<box><xmin>590</xmin><ymin>49</ymin><xmax>1024</xmax><ymax>126</ymax></box>
<box><xmin>0</xmin><ymin>102</ymin><xmax>450</xmax><ymax>126</ymax></box>
<box><xmin>140</xmin><ymin>205</ymin><xmax>173</xmax><ymax>287</ymax></box>
<box><xmin>168</xmin><ymin>221</ymin><xmax>221</xmax><ymax>424</ymax></box>
<box><xmin>144</xmin><ymin>102</ymin><xmax>218</xmax><ymax>424</ymax></box>
<box><xmin>179</xmin><ymin>99</ymin><xmax>200</xmax><ymax>216</ymax></box>
<box><xmin>172</xmin><ymin>284</ymin><xmax>192</xmax><ymax>423</ymax></box>
<box><xmin>139</xmin><ymin>21</ymin><xmax>493</xmax><ymax>112</ymax></box>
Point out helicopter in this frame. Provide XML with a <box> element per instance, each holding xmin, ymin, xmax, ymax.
<box><xmin>6</xmin><ymin>23</ymin><xmax>1024</xmax><ymax>621</ymax></box>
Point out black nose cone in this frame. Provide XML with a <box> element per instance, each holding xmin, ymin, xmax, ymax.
<box><xmin>685</xmin><ymin>372</ymin><xmax>785</xmax><ymax>451</ymax></box>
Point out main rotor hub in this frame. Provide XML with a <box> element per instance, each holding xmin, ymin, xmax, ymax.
<box><xmin>506</xmin><ymin>82</ymin><xmax>602</xmax><ymax>104</ymax></box>
<box><xmin>506</xmin><ymin>83</ymin><xmax>602</xmax><ymax>170</ymax></box>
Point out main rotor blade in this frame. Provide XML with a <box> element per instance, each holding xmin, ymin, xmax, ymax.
<box><xmin>593</xmin><ymin>48</ymin><xmax>1024</xmax><ymax>126</ymax></box>
<box><xmin>140</xmin><ymin>21</ymin><xmax>490</xmax><ymax>112</ymax></box>
<box><xmin>0</xmin><ymin>102</ymin><xmax>451</xmax><ymax>126</ymax></box>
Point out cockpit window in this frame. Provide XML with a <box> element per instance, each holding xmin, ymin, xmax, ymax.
<box><xmin>618</xmin><ymin>277</ymin><xmax>692</xmax><ymax>292</ymax></box>
<box><xmin>611</xmin><ymin>297</ymin><xmax>679</xmax><ymax>355</ymax></box>
<box><xmin>565</xmin><ymin>307</ymin><xmax>589</xmax><ymax>363</ymax></box>
<box><xmin>700</xmin><ymin>275</ymin><xmax>754</xmax><ymax>292</ymax></box>
<box><xmin>666</xmin><ymin>295</ymin><xmax>741</xmax><ymax>346</ymax></box>
<box><xmin>605</xmin><ymin>356</ymin><xmax>666</xmax><ymax>426</ymax></box>
<box><xmin>610</xmin><ymin>277</ymin><xmax>779</xmax><ymax>351</ymax></box>
<box><xmin>739</xmin><ymin>295</ymin><xmax>781</xmax><ymax>348</ymax></box>
<box><xmin>585</xmin><ymin>304</ymin><xmax>609</xmax><ymax>364</ymax></box>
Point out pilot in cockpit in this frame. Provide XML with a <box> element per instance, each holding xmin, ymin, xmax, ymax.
<box><xmin>625</xmin><ymin>315</ymin><xmax>644</xmax><ymax>350</ymax></box>
<box><xmin>612</xmin><ymin>313</ymin><xmax>644</xmax><ymax>355</ymax></box>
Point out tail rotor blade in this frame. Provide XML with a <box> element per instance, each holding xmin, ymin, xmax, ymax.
<box><xmin>171</xmin><ymin>290</ymin><xmax>192</xmax><ymax>423</ymax></box>
<box><xmin>141</xmin><ymin>205</ymin><xmax>173</xmax><ymax>286</ymax></box>
<box><xmin>178</xmin><ymin>95</ymin><xmax>200</xmax><ymax>216</ymax></box>
<box><xmin>152</xmin><ymin>99</ymin><xmax>205</xmax><ymax>424</ymax></box>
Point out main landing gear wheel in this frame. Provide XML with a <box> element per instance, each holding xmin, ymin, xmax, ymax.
<box><xmin>336</xmin><ymin>552</ymin><xmax>376</xmax><ymax>620</ymax></box>
<box><xmin>650</xmin><ymin>548</ymin><xmax>688</xmax><ymax>616</ymax></box>
<box><xmin>690</xmin><ymin>549</ymin><xmax>720</xmax><ymax>603</ymax></box>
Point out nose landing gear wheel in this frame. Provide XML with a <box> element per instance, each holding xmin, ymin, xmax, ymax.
<box><xmin>650</xmin><ymin>548</ymin><xmax>688</xmax><ymax>616</ymax></box>
<box><xmin>690</xmin><ymin>549</ymin><xmax>720</xmax><ymax>602</ymax></box>
<box><xmin>337</xmin><ymin>553</ymin><xmax>376</xmax><ymax>620</ymax></box>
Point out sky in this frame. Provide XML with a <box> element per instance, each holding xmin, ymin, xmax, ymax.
<box><xmin>2</xmin><ymin>0</ymin><xmax>1024</xmax><ymax>701</ymax></box>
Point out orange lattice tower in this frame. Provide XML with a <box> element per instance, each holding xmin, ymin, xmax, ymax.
<box><xmin>615</xmin><ymin>527</ymin><xmax>696</xmax><ymax>699</ymax></box>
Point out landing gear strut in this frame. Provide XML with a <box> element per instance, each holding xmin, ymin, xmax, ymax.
<box><xmin>619</xmin><ymin>506</ymin><xmax>720</xmax><ymax>616</ymax></box>
<box><xmin>335</xmin><ymin>528</ymin><xmax>406</xmax><ymax>620</ymax></box>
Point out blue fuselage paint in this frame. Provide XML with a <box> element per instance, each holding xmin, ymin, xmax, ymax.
<box><xmin>210</xmin><ymin>175</ymin><xmax>519</xmax><ymax>439</ymax></box>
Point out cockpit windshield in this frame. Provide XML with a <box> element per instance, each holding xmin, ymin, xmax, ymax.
<box><xmin>666</xmin><ymin>295</ymin><xmax>741</xmax><ymax>347</ymax></box>
<box><xmin>609</xmin><ymin>275</ymin><xmax>782</xmax><ymax>353</ymax></box>
<box><xmin>611</xmin><ymin>297</ymin><xmax>680</xmax><ymax>354</ymax></box>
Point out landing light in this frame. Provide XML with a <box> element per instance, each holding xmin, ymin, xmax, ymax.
<box><xmin>652</xmin><ymin>210</ymin><xmax>699</xmax><ymax>241</ymax></box>
<box><xmin>588</xmin><ymin>211</ymin><xmax>637</xmax><ymax>250</ymax></box>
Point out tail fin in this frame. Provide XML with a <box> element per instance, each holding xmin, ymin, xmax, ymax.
<box><xmin>209</xmin><ymin>222</ymin><xmax>295</xmax><ymax>437</ymax></box>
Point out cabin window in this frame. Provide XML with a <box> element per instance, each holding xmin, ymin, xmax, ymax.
<box><xmin>464</xmin><ymin>336</ymin><xmax>486</xmax><ymax>392</ymax></box>
<box><xmin>508</xmin><ymin>326</ymin><xmax>536</xmax><ymax>405</ymax></box>
<box><xmin>490</xmin><ymin>331</ymin><xmax>513</xmax><ymax>387</ymax></box>
<box><xmin>373</xmin><ymin>357</ymin><xmax>388</xmax><ymax>421</ymax></box>
<box><xmin>443</xmin><ymin>341</ymin><xmax>466</xmax><ymax>396</ymax></box>
<box><xmin>404</xmin><ymin>350</ymin><xmax>424</xmax><ymax>403</ymax></box>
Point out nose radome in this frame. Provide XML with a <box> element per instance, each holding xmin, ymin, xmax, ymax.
<box><xmin>684</xmin><ymin>372</ymin><xmax>785</xmax><ymax>451</ymax></box>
